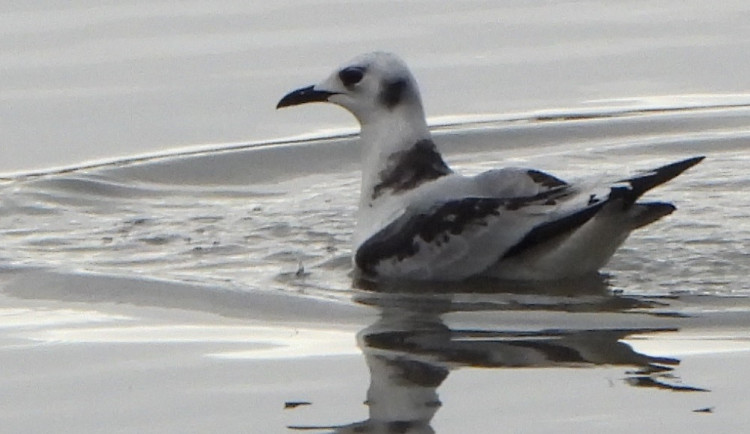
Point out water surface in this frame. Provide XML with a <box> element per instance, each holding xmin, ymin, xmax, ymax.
<box><xmin>1</xmin><ymin>100</ymin><xmax>749</xmax><ymax>432</ymax></box>
<box><xmin>2</xmin><ymin>1</ymin><xmax>750</xmax><ymax>431</ymax></box>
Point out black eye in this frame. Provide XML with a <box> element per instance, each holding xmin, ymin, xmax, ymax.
<box><xmin>339</xmin><ymin>67</ymin><xmax>365</xmax><ymax>87</ymax></box>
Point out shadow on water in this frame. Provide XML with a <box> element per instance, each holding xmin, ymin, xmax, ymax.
<box><xmin>289</xmin><ymin>277</ymin><xmax>707</xmax><ymax>433</ymax></box>
<box><xmin>352</xmin><ymin>273</ymin><xmax>679</xmax><ymax>314</ymax></box>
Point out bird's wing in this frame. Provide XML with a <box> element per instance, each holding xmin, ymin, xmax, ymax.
<box><xmin>354</xmin><ymin>156</ymin><xmax>704</xmax><ymax>281</ymax></box>
<box><xmin>355</xmin><ymin>182</ymin><xmax>600</xmax><ymax>281</ymax></box>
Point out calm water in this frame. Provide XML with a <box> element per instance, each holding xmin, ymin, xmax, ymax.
<box><xmin>4</xmin><ymin>1</ymin><xmax>750</xmax><ymax>173</ymax></box>
<box><xmin>2</xmin><ymin>102</ymin><xmax>749</xmax><ymax>431</ymax></box>
<box><xmin>2</xmin><ymin>1</ymin><xmax>750</xmax><ymax>431</ymax></box>
<box><xmin>2</xmin><ymin>102</ymin><xmax>748</xmax><ymax>298</ymax></box>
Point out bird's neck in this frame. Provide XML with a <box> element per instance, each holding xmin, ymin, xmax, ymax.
<box><xmin>358</xmin><ymin>105</ymin><xmax>432</xmax><ymax>206</ymax></box>
<box><xmin>354</xmin><ymin>106</ymin><xmax>452</xmax><ymax>247</ymax></box>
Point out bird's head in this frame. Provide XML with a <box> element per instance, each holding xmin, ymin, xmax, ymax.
<box><xmin>277</xmin><ymin>52</ymin><xmax>424</xmax><ymax>125</ymax></box>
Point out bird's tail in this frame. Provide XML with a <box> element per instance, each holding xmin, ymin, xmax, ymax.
<box><xmin>628</xmin><ymin>202</ymin><xmax>676</xmax><ymax>229</ymax></box>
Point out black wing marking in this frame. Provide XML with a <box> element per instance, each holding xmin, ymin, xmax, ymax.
<box><xmin>501</xmin><ymin>200</ymin><xmax>606</xmax><ymax>258</ymax></box>
<box><xmin>526</xmin><ymin>169</ymin><xmax>568</xmax><ymax>188</ymax></box>
<box><xmin>616</xmin><ymin>156</ymin><xmax>704</xmax><ymax>206</ymax></box>
<box><xmin>358</xmin><ymin>157</ymin><xmax>705</xmax><ymax>275</ymax></box>
<box><xmin>356</xmin><ymin>187</ymin><xmax>572</xmax><ymax>275</ymax></box>
<box><xmin>504</xmin><ymin>156</ymin><xmax>705</xmax><ymax>258</ymax></box>
<box><xmin>355</xmin><ymin>197</ymin><xmax>502</xmax><ymax>275</ymax></box>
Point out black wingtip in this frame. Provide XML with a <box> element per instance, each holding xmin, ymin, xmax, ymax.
<box><xmin>621</xmin><ymin>156</ymin><xmax>705</xmax><ymax>202</ymax></box>
<box><xmin>643</xmin><ymin>155</ymin><xmax>705</xmax><ymax>180</ymax></box>
<box><xmin>666</xmin><ymin>155</ymin><xmax>705</xmax><ymax>173</ymax></box>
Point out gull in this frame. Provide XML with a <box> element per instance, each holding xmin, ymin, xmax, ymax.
<box><xmin>277</xmin><ymin>52</ymin><xmax>703</xmax><ymax>281</ymax></box>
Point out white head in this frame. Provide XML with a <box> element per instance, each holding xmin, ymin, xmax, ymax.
<box><xmin>278</xmin><ymin>53</ymin><xmax>439</xmax><ymax>244</ymax></box>
<box><xmin>277</xmin><ymin>52</ymin><xmax>426</xmax><ymax>126</ymax></box>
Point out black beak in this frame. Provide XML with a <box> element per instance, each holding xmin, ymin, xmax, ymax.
<box><xmin>276</xmin><ymin>85</ymin><xmax>337</xmax><ymax>109</ymax></box>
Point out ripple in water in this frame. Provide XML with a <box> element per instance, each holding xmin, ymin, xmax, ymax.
<box><xmin>0</xmin><ymin>104</ymin><xmax>748</xmax><ymax>305</ymax></box>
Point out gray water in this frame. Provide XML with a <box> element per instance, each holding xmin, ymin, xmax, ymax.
<box><xmin>2</xmin><ymin>2</ymin><xmax>750</xmax><ymax>431</ymax></box>
<box><xmin>2</xmin><ymin>103</ymin><xmax>750</xmax><ymax>433</ymax></box>
<box><xmin>4</xmin><ymin>1</ymin><xmax>750</xmax><ymax>174</ymax></box>
<box><xmin>2</xmin><ymin>103</ymin><xmax>748</xmax><ymax>298</ymax></box>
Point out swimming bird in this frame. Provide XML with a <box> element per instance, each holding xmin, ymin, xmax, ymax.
<box><xmin>277</xmin><ymin>52</ymin><xmax>703</xmax><ymax>281</ymax></box>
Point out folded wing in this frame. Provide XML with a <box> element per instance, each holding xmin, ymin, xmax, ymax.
<box><xmin>355</xmin><ymin>157</ymin><xmax>704</xmax><ymax>281</ymax></box>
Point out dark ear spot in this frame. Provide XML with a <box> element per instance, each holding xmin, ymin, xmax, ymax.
<box><xmin>379</xmin><ymin>78</ymin><xmax>408</xmax><ymax>109</ymax></box>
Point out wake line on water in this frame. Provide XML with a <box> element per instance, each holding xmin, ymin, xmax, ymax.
<box><xmin>3</xmin><ymin>99</ymin><xmax>750</xmax><ymax>182</ymax></box>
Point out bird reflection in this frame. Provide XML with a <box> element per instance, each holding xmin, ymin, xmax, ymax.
<box><xmin>289</xmin><ymin>283</ymin><xmax>704</xmax><ymax>433</ymax></box>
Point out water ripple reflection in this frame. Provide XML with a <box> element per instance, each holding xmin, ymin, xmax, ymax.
<box><xmin>290</xmin><ymin>290</ymin><xmax>709</xmax><ymax>432</ymax></box>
